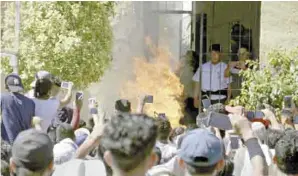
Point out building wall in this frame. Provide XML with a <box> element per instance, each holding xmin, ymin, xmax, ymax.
<box><xmin>194</xmin><ymin>1</ymin><xmax>261</xmax><ymax>62</ymax></box>
<box><xmin>259</xmin><ymin>1</ymin><xmax>298</xmax><ymax>64</ymax></box>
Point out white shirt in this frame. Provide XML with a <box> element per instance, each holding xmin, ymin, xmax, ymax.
<box><xmin>192</xmin><ymin>61</ymin><xmax>232</xmax><ymax>100</ymax></box>
<box><xmin>54</xmin><ymin>138</ymin><xmax>78</xmax><ymax>166</ymax></box>
<box><xmin>155</xmin><ymin>141</ymin><xmax>178</xmax><ymax>164</ymax></box>
<box><xmin>32</xmin><ymin>98</ymin><xmax>60</xmax><ymax>132</ymax></box>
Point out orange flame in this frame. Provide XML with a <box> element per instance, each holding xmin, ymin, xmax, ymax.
<box><xmin>120</xmin><ymin>38</ymin><xmax>185</xmax><ymax>127</ymax></box>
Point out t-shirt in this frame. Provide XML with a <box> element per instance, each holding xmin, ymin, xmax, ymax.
<box><xmin>192</xmin><ymin>61</ymin><xmax>232</xmax><ymax>100</ymax></box>
<box><xmin>1</xmin><ymin>92</ymin><xmax>35</xmax><ymax>144</ymax></box>
<box><xmin>32</xmin><ymin>98</ymin><xmax>60</xmax><ymax>132</ymax></box>
<box><xmin>52</xmin><ymin>159</ymin><xmax>106</xmax><ymax>176</ymax></box>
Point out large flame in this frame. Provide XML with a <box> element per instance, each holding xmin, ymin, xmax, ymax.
<box><xmin>120</xmin><ymin>38</ymin><xmax>185</xmax><ymax>127</ymax></box>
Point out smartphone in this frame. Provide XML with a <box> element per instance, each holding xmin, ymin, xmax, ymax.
<box><xmin>230</xmin><ymin>135</ymin><xmax>240</xmax><ymax>150</ymax></box>
<box><xmin>207</xmin><ymin>112</ymin><xmax>233</xmax><ymax>130</ymax></box>
<box><xmin>61</xmin><ymin>81</ymin><xmax>73</xmax><ymax>89</ymax></box>
<box><xmin>145</xmin><ymin>95</ymin><xmax>153</xmax><ymax>103</ymax></box>
<box><xmin>88</xmin><ymin>98</ymin><xmax>96</xmax><ymax>104</ymax></box>
<box><xmin>76</xmin><ymin>91</ymin><xmax>83</xmax><ymax>100</ymax></box>
<box><xmin>202</xmin><ymin>99</ymin><xmax>211</xmax><ymax>109</ymax></box>
<box><xmin>246</xmin><ymin>111</ymin><xmax>255</xmax><ymax>121</ymax></box>
<box><xmin>158</xmin><ymin>113</ymin><xmax>167</xmax><ymax>120</ymax></box>
<box><xmin>293</xmin><ymin>115</ymin><xmax>298</xmax><ymax>124</ymax></box>
<box><xmin>284</xmin><ymin>96</ymin><xmax>293</xmax><ymax>109</ymax></box>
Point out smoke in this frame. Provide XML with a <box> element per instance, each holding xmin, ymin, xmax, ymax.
<box><xmin>120</xmin><ymin>38</ymin><xmax>185</xmax><ymax>127</ymax></box>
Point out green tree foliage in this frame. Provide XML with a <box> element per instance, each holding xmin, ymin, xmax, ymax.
<box><xmin>1</xmin><ymin>2</ymin><xmax>115</xmax><ymax>90</ymax></box>
<box><xmin>230</xmin><ymin>48</ymin><xmax>298</xmax><ymax>112</ymax></box>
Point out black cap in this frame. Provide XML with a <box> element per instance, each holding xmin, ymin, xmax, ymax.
<box><xmin>5</xmin><ymin>73</ymin><xmax>24</xmax><ymax>92</ymax></box>
<box><xmin>115</xmin><ymin>99</ymin><xmax>131</xmax><ymax>112</ymax></box>
<box><xmin>11</xmin><ymin>129</ymin><xmax>53</xmax><ymax>171</ymax></box>
<box><xmin>209</xmin><ymin>44</ymin><xmax>222</xmax><ymax>52</ymax></box>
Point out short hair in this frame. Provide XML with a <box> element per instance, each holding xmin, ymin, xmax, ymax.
<box><xmin>185</xmin><ymin>157</ymin><xmax>217</xmax><ymax>175</ymax></box>
<box><xmin>156</xmin><ymin>117</ymin><xmax>172</xmax><ymax>141</ymax></box>
<box><xmin>56</xmin><ymin>123</ymin><xmax>75</xmax><ymax>143</ymax></box>
<box><xmin>101</xmin><ymin>113</ymin><xmax>158</xmax><ymax>172</ymax></box>
<box><xmin>266</xmin><ymin>129</ymin><xmax>284</xmax><ymax>149</ymax></box>
<box><xmin>57</xmin><ymin>107</ymin><xmax>73</xmax><ymax>124</ymax></box>
<box><xmin>181</xmin><ymin>97</ymin><xmax>198</xmax><ymax>125</ymax></box>
<box><xmin>34</xmin><ymin>78</ymin><xmax>52</xmax><ymax>98</ymax></box>
<box><xmin>275</xmin><ymin>129</ymin><xmax>298</xmax><ymax>174</ymax></box>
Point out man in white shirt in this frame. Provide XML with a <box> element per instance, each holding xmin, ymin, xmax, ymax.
<box><xmin>193</xmin><ymin>44</ymin><xmax>232</xmax><ymax>108</ymax></box>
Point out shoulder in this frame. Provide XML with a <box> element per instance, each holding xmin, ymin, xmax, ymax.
<box><xmin>220</xmin><ymin>62</ymin><xmax>228</xmax><ymax>68</ymax></box>
<box><xmin>202</xmin><ymin>62</ymin><xmax>211</xmax><ymax>68</ymax></box>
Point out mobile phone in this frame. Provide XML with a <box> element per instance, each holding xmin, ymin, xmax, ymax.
<box><xmin>255</xmin><ymin>111</ymin><xmax>264</xmax><ymax>119</ymax></box>
<box><xmin>88</xmin><ymin>98</ymin><xmax>96</xmax><ymax>104</ymax></box>
<box><xmin>76</xmin><ymin>91</ymin><xmax>83</xmax><ymax>100</ymax></box>
<box><xmin>145</xmin><ymin>95</ymin><xmax>153</xmax><ymax>103</ymax></box>
<box><xmin>246</xmin><ymin>111</ymin><xmax>255</xmax><ymax>121</ymax></box>
<box><xmin>294</xmin><ymin>115</ymin><xmax>298</xmax><ymax>124</ymax></box>
<box><xmin>61</xmin><ymin>81</ymin><xmax>73</xmax><ymax>89</ymax></box>
<box><xmin>202</xmin><ymin>98</ymin><xmax>211</xmax><ymax>109</ymax></box>
<box><xmin>230</xmin><ymin>135</ymin><xmax>240</xmax><ymax>150</ymax></box>
<box><xmin>158</xmin><ymin>113</ymin><xmax>167</xmax><ymax>120</ymax></box>
<box><xmin>207</xmin><ymin>112</ymin><xmax>233</xmax><ymax>130</ymax></box>
<box><xmin>284</xmin><ymin>96</ymin><xmax>293</xmax><ymax>109</ymax></box>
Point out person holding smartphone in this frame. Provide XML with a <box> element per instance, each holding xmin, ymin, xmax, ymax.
<box><xmin>193</xmin><ymin>44</ymin><xmax>232</xmax><ymax>108</ymax></box>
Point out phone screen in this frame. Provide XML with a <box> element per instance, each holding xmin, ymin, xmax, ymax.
<box><xmin>230</xmin><ymin>135</ymin><xmax>240</xmax><ymax>149</ymax></box>
<box><xmin>246</xmin><ymin>111</ymin><xmax>255</xmax><ymax>121</ymax></box>
<box><xmin>208</xmin><ymin>112</ymin><xmax>233</xmax><ymax>130</ymax></box>
<box><xmin>202</xmin><ymin>99</ymin><xmax>211</xmax><ymax>109</ymax></box>
<box><xmin>284</xmin><ymin>96</ymin><xmax>292</xmax><ymax>109</ymax></box>
<box><xmin>61</xmin><ymin>82</ymin><xmax>69</xmax><ymax>89</ymax></box>
<box><xmin>76</xmin><ymin>92</ymin><xmax>83</xmax><ymax>100</ymax></box>
<box><xmin>146</xmin><ymin>95</ymin><xmax>153</xmax><ymax>103</ymax></box>
<box><xmin>88</xmin><ymin>98</ymin><xmax>96</xmax><ymax>104</ymax></box>
<box><xmin>294</xmin><ymin>115</ymin><xmax>298</xmax><ymax>124</ymax></box>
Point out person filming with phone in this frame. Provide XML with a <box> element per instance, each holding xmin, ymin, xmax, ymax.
<box><xmin>193</xmin><ymin>44</ymin><xmax>232</xmax><ymax>109</ymax></box>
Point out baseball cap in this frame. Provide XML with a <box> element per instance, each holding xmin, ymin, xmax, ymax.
<box><xmin>115</xmin><ymin>99</ymin><xmax>131</xmax><ymax>112</ymax></box>
<box><xmin>11</xmin><ymin>129</ymin><xmax>53</xmax><ymax>171</ymax></box>
<box><xmin>209</xmin><ymin>44</ymin><xmax>222</xmax><ymax>52</ymax></box>
<box><xmin>30</xmin><ymin>70</ymin><xmax>52</xmax><ymax>88</ymax></box>
<box><xmin>5</xmin><ymin>73</ymin><xmax>24</xmax><ymax>92</ymax></box>
<box><xmin>178</xmin><ymin>129</ymin><xmax>223</xmax><ymax>167</ymax></box>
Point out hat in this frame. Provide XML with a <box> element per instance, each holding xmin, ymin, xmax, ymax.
<box><xmin>178</xmin><ymin>129</ymin><xmax>223</xmax><ymax>167</ymax></box>
<box><xmin>11</xmin><ymin>129</ymin><xmax>53</xmax><ymax>171</ymax></box>
<box><xmin>30</xmin><ymin>70</ymin><xmax>52</xmax><ymax>88</ymax></box>
<box><xmin>115</xmin><ymin>99</ymin><xmax>131</xmax><ymax>112</ymax></box>
<box><xmin>209</xmin><ymin>44</ymin><xmax>222</xmax><ymax>52</ymax></box>
<box><xmin>74</xmin><ymin>128</ymin><xmax>90</xmax><ymax>146</ymax></box>
<box><xmin>5</xmin><ymin>73</ymin><xmax>24</xmax><ymax>92</ymax></box>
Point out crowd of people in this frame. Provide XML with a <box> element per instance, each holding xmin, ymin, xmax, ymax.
<box><xmin>1</xmin><ymin>53</ymin><xmax>298</xmax><ymax>176</ymax></box>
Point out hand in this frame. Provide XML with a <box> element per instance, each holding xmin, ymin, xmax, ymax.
<box><xmin>225</xmin><ymin>105</ymin><xmax>245</xmax><ymax>116</ymax></box>
<box><xmin>228</xmin><ymin>114</ymin><xmax>253</xmax><ymax>141</ymax></box>
<box><xmin>32</xmin><ymin>116</ymin><xmax>42</xmax><ymax>126</ymax></box>
<box><xmin>74</xmin><ymin>98</ymin><xmax>83</xmax><ymax>110</ymax></box>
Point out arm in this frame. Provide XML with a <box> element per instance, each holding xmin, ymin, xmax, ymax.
<box><xmin>193</xmin><ymin>82</ymin><xmax>200</xmax><ymax>108</ymax></box>
<box><xmin>136</xmin><ymin>96</ymin><xmax>146</xmax><ymax>114</ymax></box>
<box><xmin>70</xmin><ymin>107</ymin><xmax>80</xmax><ymax>130</ymax></box>
<box><xmin>59</xmin><ymin>85</ymin><xmax>73</xmax><ymax>108</ymax></box>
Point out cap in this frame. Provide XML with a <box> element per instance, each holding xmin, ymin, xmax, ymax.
<box><xmin>5</xmin><ymin>73</ymin><xmax>24</xmax><ymax>92</ymax></box>
<box><xmin>30</xmin><ymin>70</ymin><xmax>52</xmax><ymax>88</ymax></box>
<box><xmin>178</xmin><ymin>129</ymin><xmax>223</xmax><ymax>167</ymax></box>
<box><xmin>115</xmin><ymin>99</ymin><xmax>131</xmax><ymax>112</ymax></box>
<box><xmin>11</xmin><ymin>129</ymin><xmax>53</xmax><ymax>171</ymax></box>
<box><xmin>209</xmin><ymin>44</ymin><xmax>222</xmax><ymax>52</ymax></box>
<box><xmin>74</xmin><ymin>128</ymin><xmax>90</xmax><ymax>146</ymax></box>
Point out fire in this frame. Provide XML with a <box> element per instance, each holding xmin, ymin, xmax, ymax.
<box><xmin>120</xmin><ymin>38</ymin><xmax>185</xmax><ymax>127</ymax></box>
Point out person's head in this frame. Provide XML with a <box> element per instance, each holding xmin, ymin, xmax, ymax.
<box><xmin>274</xmin><ymin>129</ymin><xmax>298</xmax><ymax>175</ymax></box>
<box><xmin>210</xmin><ymin>44</ymin><xmax>222</xmax><ymax>64</ymax></box>
<box><xmin>56</xmin><ymin>123</ymin><xmax>75</xmax><ymax>143</ymax></box>
<box><xmin>266</xmin><ymin>128</ymin><xmax>285</xmax><ymax>149</ymax></box>
<box><xmin>33</xmin><ymin>71</ymin><xmax>53</xmax><ymax>99</ymax></box>
<box><xmin>101</xmin><ymin>113</ymin><xmax>158</xmax><ymax>175</ymax></box>
<box><xmin>178</xmin><ymin>129</ymin><xmax>224</xmax><ymax>176</ymax></box>
<box><xmin>281</xmin><ymin>109</ymin><xmax>294</xmax><ymax>127</ymax></box>
<box><xmin>251</xmin><ymin>122</ymin><xmax>267</xmax><ymax>144</ymax></box>
<box><xmin>115</xmin><ymin>99</ymin><xmax>131</xmax><ymax>114</ymax></box>
<box><xmin>156</xmin><ymin>117</ymin><xmax>172</xmax><ymax>142</ymax></box>
<box><xmin>237</xmin><ymin>45</ymin><xmax>250</xmax><ymax>61</ymax></box>
<box><xmin>10</xmin><ymin>129</ymin><xmax>54</xmax><ymax>176</ymax></box>
<box><xmin>180</xmin><ymin>97</ymin><xmax>198</xmax><ymax>127</ymax></box>
<box><xmin>169</xmin><ymin>127</ymin><xmax>185</xmax><ymax>142</ymax></box>
<box><xmin>57</xmin><ymin>107</ymin><xmax>73</xmax><ymax>124</ymax></box>
<box><xmin>4</xmin><ymin>73</ymin><xmax>24</xmax><ymax>93</ymax></box>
